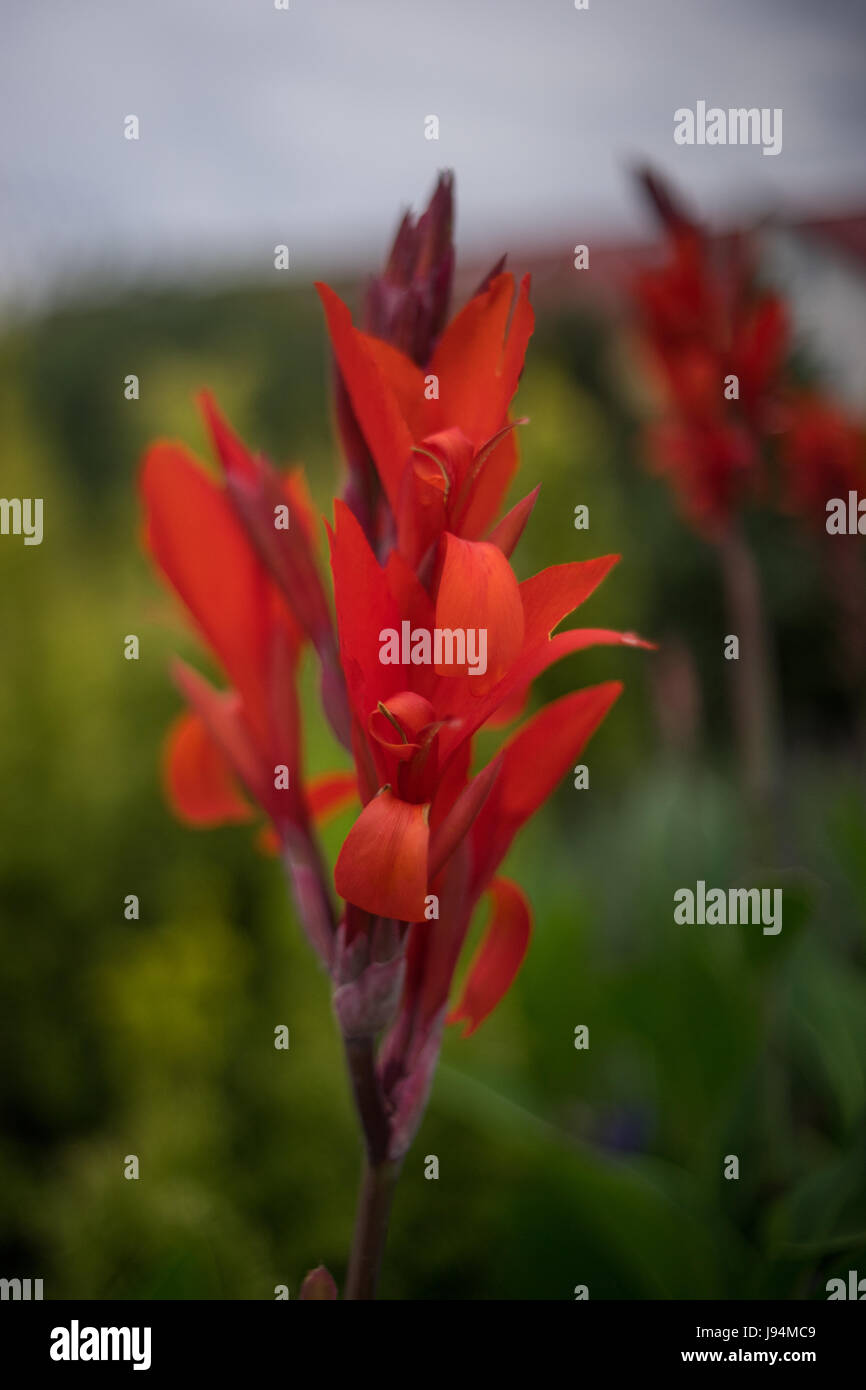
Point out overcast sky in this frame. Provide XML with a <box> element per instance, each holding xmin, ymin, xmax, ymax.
<box><xmin>2</xmin><ymin>0</ymin><xmax>865</xmax><ymax>310</ymax></box>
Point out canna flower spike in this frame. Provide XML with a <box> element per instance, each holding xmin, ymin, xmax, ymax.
<box><xmin>139</xmin><ymin>170</ymin><xmax>648</xmax><ymax>1298</ymax></box>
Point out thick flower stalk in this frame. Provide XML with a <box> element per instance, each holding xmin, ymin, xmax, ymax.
<box><xmin>139</xmin><ymin>173</ymin><xmax>645</xmax><ymax>1299</ymax></box>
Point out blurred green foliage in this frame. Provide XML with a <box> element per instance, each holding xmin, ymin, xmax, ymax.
<box><xmin>0</xmin><ymin>279</ymin><xmax>864</xmax><ymax>1299</ymax></box>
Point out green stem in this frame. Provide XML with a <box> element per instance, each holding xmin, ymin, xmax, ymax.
<box><xmin>717</xmin><ymin>523</ymin><xmax>782</xmax><ymax>858</ymax></box>
<box><xmin>344</xmin><ymin>1157</ymin><xmax>401</xmax><ymax>1300</ymax></box>
<box><xmin>341</xmin><ymin>1035</ymin><xmax>400</xmax><ymax>1299</ymax></box>
<box><xmin>343</xmin><ymin>1035</ymin><xmax>390</xmax><ymax>1164</ymax></box>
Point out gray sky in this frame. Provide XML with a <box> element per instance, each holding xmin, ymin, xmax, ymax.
<box><xmin>2</xmin><ymin>0</ymin><xmax>865</xmax><ymax>310</ymax></box>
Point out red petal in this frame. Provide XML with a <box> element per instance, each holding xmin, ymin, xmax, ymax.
<box><xmin>284</xmin><ymin>467</ymin><xmax>319</xmax><ymax>544</ymax></box>
<box><xmin>448</xmin><ymin>878</ymin><xmax>532</xmax><ymax>1036</ymax></box>
<box><xmin>428</xmin><ymin>754</ymin><xmax>502</xmax><ymax>880</ymax></box>
<box><xmin>471</xmin><ymin>682</ymin><xmax>623</xmax><ymax>889</ymax></box>
<box><xmin>395</xmin><ymin>450</ymin><xmax>451</xmax><ymax>570</ymax></box>
<box><xmin>486</xmin><ymin>485</ymin><xmax>540</xmax><ymax>557</ymax></box>
<box><xmin>485</xmin><ymin>681</ymin><xmax>530</xmax><ymax>729</ymax></box>
<box><xmin>164</xmin><ymin>710</ymin><xmax>252</xmax><ymax>826</ymax></box>
<box><xmin>520</xmin><ymin>556</ymin><xmax>620</xmax><ymax>646</ymax></box>
<box><xmin>381</xmin><ymin>840</ymin><xmax>474</xmax><ymax>1074</ymax></box>
<box><xmin>369</xmin><ymin>692</ymin><xmax>437</xmax><ymax>759</ymax></box>
<box><xmin>197</xmin><ymin>389</ymin><xmax>259</xmax><ymax>486</ymax></box>
<box><xmin>198</xmin><ymin>394</ymin><xmax>350</xmax><ymax>748</ymax></box>
<box><xmin>429</xmin><ymin>736</ymin><xmax>473</xmax><ymax>833</ymax></box>
<box><xmin>430</xmin><ymin>273</ymin><xmax>526</xmax><ymax>445</ymax></box>
<box><xmin>141</xmin><ymin>441</ymin><xmax>272</xmax><ymax>740</ymax></box>
<box><xmin>450</xmin><ymin>422</ymin><xmax>523</xmax><ymax>540</ymax></box>
<box><xmin>328</xmin><ymin>500</ymin><xmax>404</xmax><ymax>721</ymax></box>
<box><xmin>500</xmin><ymin>274</ymin><xmax>534</xmax><ymax>413</ymax></box>
<box><xmin>383</xmin><ymin>549</ymin><xmax>438</xmax><ymax>700</ymax></box>
<box><xmin>171</xmin><ymin>659</ymin><xmax>283</xmax><ymax>823</ymax></box>
<box><xmin>335</xmin><ymin>788</ymin><xmax>429</xmax><ymax>921</ymax></box>
<box><xmin>316</xmin><ymin>284</ymin><xmax>414</xmax><ymax>510</ymax></box>
<box><xmin>384</xmin><ymin>548</ymin><xmax>437</xmax><ymax>632</ymax></box>
<box><xmin>416</xmin><ymin>427</ymin><xmax>476</xmax><ymax>495</ymax></box>
<box><xmin>438</xmin><ymin>626</ymin><xmax>651</xmax><ymax>762</ymax></box>
<box><xmin>199</xmin><ymin>393</ymin><xmax>331</xmax><ymax>646</ymax></box>
<box><xmin>434</xmin><ymin>535</ymin><xmax>524</xmax><ymax>691</ymax></box>
<box><xmin>358</xmin><ymin>333</ymin><xmax>432</xmax><ymax>442</ymax></box>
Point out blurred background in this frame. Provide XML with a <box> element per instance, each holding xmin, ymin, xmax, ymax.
<box><xmin>1</xmin><ymin>0</ymin><xmax>865</xmax><ymax>1300</ymax></box>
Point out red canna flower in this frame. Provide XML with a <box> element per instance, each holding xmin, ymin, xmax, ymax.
<box><xmin>139</xmin><ymin>171</ymin><xmax>647</xmax><ymax>1297</ymax></box>
<box><xmin>318</xmin><ymin>230</ymin><xmax>648</xmax><ymax>1156</ymax></box>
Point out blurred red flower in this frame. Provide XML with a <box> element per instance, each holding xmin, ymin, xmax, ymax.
<box><xmin>633</xmin><ymin>169</ymin><xmax>788</xmax><ymax>534</ymax></box>
<box><xmin>781</xmin><ymin>393</ymin><xmax>866</xmax><ymax>526</ymax></box>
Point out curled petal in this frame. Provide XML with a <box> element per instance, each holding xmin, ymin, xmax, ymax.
<box><xmin>416</xmin><ymin>427</ymin><xmax>475</xmax><ymax>495</ymax></box>
<box><xmin>448</xmin><ymin>878</ymin><xmax>532</xmax><ymax>1037</ymax></box>
<box><xmin>335</xmin><ymin>788</ymin><xmax>429</xmax><ymax>922</ymax></box>
<box><xmin>381</xmin><ymin>690</ymin><xmax>437</xmax><ymax>736</ymax></box>
<box><xmin>369</xmin><ymin>691</ymin><xmax>437</xmax><ymax>758</ymax></box>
